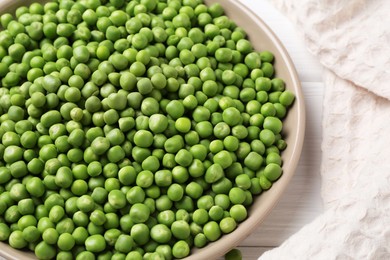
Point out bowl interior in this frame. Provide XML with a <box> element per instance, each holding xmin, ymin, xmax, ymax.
<box><xmin>0</xmin><ymin>0</ymin><xmax>305</xmax><ymax>259</ymax></box>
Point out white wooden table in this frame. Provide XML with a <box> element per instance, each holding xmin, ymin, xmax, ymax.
<box><xmin>235</xmin><ymin>1</ymin><xmax>325</xmax><ymax>259</ymax></box>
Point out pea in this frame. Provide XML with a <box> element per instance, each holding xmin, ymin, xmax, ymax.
<box><xmin>0</xmin><ymin>223</ymin><xmax>10</xmax><ymax>241</ymax></box>
<box><xmin>107</xmin><ymin>146</ymin><xmax>125</xmax><ymax>163</ymax></box>
<box><xmin>57</xmin><ymin>233</ymin><xmax>75</xmax><ymax>251</ymax></box>
<box><xmin>260</xmin><ymin>129</ymin><xmax>276</xmax><ymax>147</ymax></box>
<box><xmin>279</xmin><ymin>90</ymin><xmax>295</xmax><ymax>106</ymax></box>
<box><xmin>114</xmin><ymin>234</ymin><xmax>134</xmax><ymax>253</ymax></box>
<box><xmin>205</xmin><ymin>164</ymin><xmax>224</xmax><ymax>183</ymax></box>
<box><xmin>263</xmin><ymin>116</ymin><xmax>283</xmax><ymax>134</ymax></box>
<box><xmin>55</xmin><ymin>166</ymin><xmax>73</xmax><ymax>188</ymax></box>
<box><xmin>171</xmin><ymin>220</ymin><xmax>190</xmax><ymax>240</ymax></box>
<box><xmin>213</xmin><ymin>194</ymin><xmax>230</xmax><ymax>210</ymax></box>
<box><xmin>213</xmin><ymin>150</ymin><xmax>233</xmax><ymax>169</ymax></box>
<box><xmin>166</xmin><ymin>100</ymin><xmax>185</xmax><ymax>119</ymax></box>
<box><xmin>225</xmin><ymin>248</ymin><xmax>243</xmax><ymax>260</ymax></box>
<box><xmin>108</xmin><ymin>190</ymin><xmax>126</xmax><ymax>209</ymax></box>
<box><xmin>22</xmin><ymin>226</ymin><xmax>40</xmax><ymax>243</ymax></box>
<box><xmin>187</xmin><ymin>159</ymin><xmax>204</xmax><ymax>178</ymax></box>
<box><xmin>129</xmin><ymin>203</ymin><xmax>150</xmax><ymax>223</ymax></box>
<box><xmin>42</xmin><ymin>227</ymin><xmax>59</xmax><ymax>245</ymax></box>
<box><xmin>207</xmin><ymin>205</ymin><xmax>223</xmax><ymax>222</ymax></box>
<box><xmin>85</xmin><ymin>234</ymin><xmax>106</xmax><ymax>253</ymax></box>
<box><xmin>49</xmin><ymin>205</ymin><xmax>65</xmax><ymax>223</ymax></box>
<box><xmin>166</xmin><ymin>184</ymin><xmax>183</xmax><ymax>202</ymax></box>
<box><xmin>131</xmin><ymin>223</ymin><xmax>150</xmax><ymax>246</ymax></box>
<box><xmin>10</xmin><ymin>183</ymin><xmax>29</xmax><ymax>202</ymax></box>
<box><xmin>91</xmin><ymin>137</ymin><xmax>110</xmax><ymax>156</ymax></box>
<box><xmin>77</xmin><ymin>195</ymin><xmax>95</xmax><ymax>213</ymax></box>
<box><xmin>75</xmin><ymin>251</ymin><xmax>95</xmax><ymax>260</ymax></box>
<box><xmin>174</xmin><ymin>117</ymin><xmax>191</xmax><ymax>133</ymax></box>
<box><xmin>150</xmin><ymin>224</ymin><xmax>172</xmax><ymax>244</ymax></box>
<box><xmin>172</xmin><ymin>240</ymin><xmax>190</xmax><ymax>259</ymax></box>
<box><xmin>133</xmin><ymin>130</ymin><xmax>154</xmax><ymax>148</ymax></box>
<box><xmin>174</xmin><ymin>149</ymin><xmax>193</xmax><ymax>167</ymax></box>
<box><xmin>203</xmin><ymin>221</ymin><xmax>221</xmax><ymax>242</ymax></box>
<box><xmin>229</xmin><ymin>204</ymin><xmax>247</xmax><ymax>222</ymax></box>
<box><xmin>0</xmin><ymin>166</ymin><xmax>11</xmax><ymax>184</ymax></box>
<box><xmin>194</xmin><ymin>121</ymin><xmax>213</xmax><ymax>138</ymax></box>
<box><xmin>35</xmin><ymin>241</ymin><xmax>57</xmax><ymax>260</ymax></box>
<box><xmin>263</xmin><ymin>163</ymin><xmax>283</xmax><ymax>181</ymax></box>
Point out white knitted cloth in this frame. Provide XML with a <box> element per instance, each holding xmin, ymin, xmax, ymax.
<box><xmin>260</xmin><ymin>1</ymin><xmax>390</xmax><ymax>259</ymax></box>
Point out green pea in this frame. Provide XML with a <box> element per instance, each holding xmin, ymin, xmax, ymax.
<box><xmin>150</xmin><ymin>224</ymin><xmax>172</xmax><ymax>244</ymax></box>
<box><xmin>42</xmin><ymin>227</ymin><xmax>59</xmax><ymax>245</ymax></box>
<box><xmin>244</xmin><ymin>152</ymin><xmax>264</xmax><ymax>171</ymax></box>
<box><xmin>225</xmin><ymin>248</ymin><xmax>243</xmax><ymax>260</ymax></box>
<box><xmin>213</xmin><ymin>149</ymin><xmax>233</xmax><ymax>168</ymax></box>
<box><xmin>279</xmin><ymin>90</ymin><xmax>295</xmax><ymax>106</ymax></box>
<box><xmin>172</xmin><ymin>240</ymin><xmax>190</xmax><ymax>259</ymax></box>
<box><xmin>170</xmin><ymin>220</ymin><xmax>190</xmax><ymax>240</ymax></box>
<box><xmin>129</xmin><ymin>203</ymin><xmax>150</xmax><ymax>223</ymax></box>
<box><xmin>107</xmin><ymin>146</ymin><xmax>125</xmax><ymax>163</ymax></box>
<box><xmin>77</xmin><ymin>195</ymin><xmax>95</xmax><ymax>213</ymax></box>
<box><xmin>167</xmin><ymin>183</ymin><xmax>184</xmax><ymax>202</ymax></box>
<box><xmin>91</xmin><ymin>187</ymin><xmax>108</xmax><ymax>204</ymax></box>
<box><xmin>108</xmin><ymin>190</ymin><xmax>126</xmax><ymax>209</ymax></box>
<box><xmin>57</xmin><ymin>233</ymin><xmax>75</xmax><ymax>251</ymax></box>
<box><xmin>41</xmin><ymin>111</ymin><xmax>62</xmax><ymax>128</ymax></box>
<box><xmin>205</xmin><ymin>164</ymin><xmax>224</xmax><ymax>184</ymax></box>
<box><xmin>175</xmin><ymin>149</ymin><xmax>193</xmax><ymax>167</ymax></box>
<box><xmin>260</xmin><ymin>129</ymin><xmax>276</xmax><ymax>147</ymax></box>
<box><xmin>229</xmin><ymin>204</ymin><xmax>247</xmax><ymax>222</ymax></box>
<box><xmin>166</xmin><ymin>100</ymin><xmax>185</xmax><ymax>119</ymax></box>
<box><xmin>260</xmin><ymin>50</ymin><xmax>274</xmax><ymax>62</ymax></box>
<box><xmin>134</xmin><ymin>130</ymin><xmax>154</xmax><ymax>148</ymax></box>
<box><xmin>263</xmin><ymin>163</ymin><xmax>283</xmax><ymax>181</ymax></box>
<box><xmin>35</xmin><ymin>241</ymin><xmax>56</xmax><ymax>260</ymax></box>
<box><xmin>85</xmin><ymin>234</ymin><xmax>106</xmax><ymax>253</ymax></box>
<box><xmin>203</xmin><ymin>221</ymin><xmax>221</xmax><ymax>242</ymax></box>
<box><xmin>22</xmin><ymin>226</ymin><xmax>40</xmax><ymax>243</ymax></box>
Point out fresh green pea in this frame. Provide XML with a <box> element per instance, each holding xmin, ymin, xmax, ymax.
<box><xmin>225</xmin><ymin>248</ymin><xmax>242</xmax><ymax>260</ymax></box>
<box><xmin>113</xmin><ymin>234</ymin><xmax>133</xmax><ymax>254</ymax></box>
<box><xmin>172</xmin><ymin>240</ymin><xmax>190</xmax><ymax>259</ymax></box>
<box><xmin>205</xmin><ymin>163</ymin><xmax>224</xmax><ymax>184</ymax></box>
<box><xmin>108</xmin><ymin>190</ymin><xmax>126</xmax><ymax>210</ymax></box>
<box><xmin>208</xmin><ymin>205</ymin><xmax>224</xmax><ymax>221</ymax></box>
<box><xmin>263</xmin><ymin>163</ymin><xmax>282</xmax><ymax>181</ymax></box>
<box><xmin>203</xmin><ymin>221</ymin><xmax>221</xmax><ymax>242</ymax></box>
<box><xmin>167</xmin><ymin>183</ymin><xmax>184</xmax><ymax>202</ymax></box>
<box><xmin>129</xmin><ymin>203</ymin><xmax>150</xmax><ymax>224</ymax></box>
<box><xmin>85</xmin><ymin>234</ymin><xmax>106</xmax><ymax>253</ymax></box>
<box><xmin>35</xmin><ymin>241</ymin><xmax>56</xmax><ymax>260</ymax></box>
<box><xmin>150</xmin><ymin>224</ymin><xmax>172</xmax><ymax>244</ymax></box>
<box><xmin>279</xmin><ymin>90</ymin><xmax>295</xmax><ymax>106</ymax></box>
<box><xmin>229</xmin><ymin>204</ymin><xmax>247</xmax><ymax>222</ymax></box>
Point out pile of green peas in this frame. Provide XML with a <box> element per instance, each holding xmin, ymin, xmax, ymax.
<box><xmin>0</xmin><ymin>0</ymin><xmax>295</xmax><ymax>259</ymax></box>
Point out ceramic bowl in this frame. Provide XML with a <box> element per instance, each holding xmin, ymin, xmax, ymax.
<box><xmin>0</xmin><ymin>0</ymin><xmax>305</xmax><ymax>259</ymax></box>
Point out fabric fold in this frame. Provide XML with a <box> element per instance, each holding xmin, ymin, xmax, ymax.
<box><xmin>270</xmin><ymin>0</ymin><xmax>390</xmax><ymax>100</ymax></box>
<box><xmin>260</xmin><ymin>69</ymin><xmax>390</xmax><ymax>259</ymax></box>
<box><xmin>259</xmin><ymin>0</ymin><xmax>390</xmax><ymax>258</ymax></box>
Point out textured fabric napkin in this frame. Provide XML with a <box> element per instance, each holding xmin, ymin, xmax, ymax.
<box><xmin>259</xmin><ymin>0</ymin><xmax>390</xmax><ymax>259</ymax></box>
